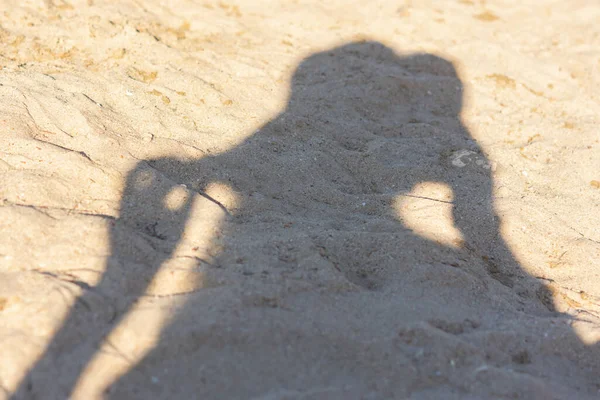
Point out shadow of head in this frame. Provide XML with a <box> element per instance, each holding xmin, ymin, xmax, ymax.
<box><xmin>287</xmin><ymin>41</ymin><xmax>463</xmax><ymax>128</ymax></box>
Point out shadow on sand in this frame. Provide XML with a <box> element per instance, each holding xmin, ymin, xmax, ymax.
<box><xmin>12</xmin><ymin>41</ymin><xmax>599</xmax><ymax>399</ymax></box>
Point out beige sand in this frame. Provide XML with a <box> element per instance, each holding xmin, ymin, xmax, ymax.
<box><xmin>1</xmin><ymin>0</ymin><xmax>599</xmax><ymax>398</ymax></box>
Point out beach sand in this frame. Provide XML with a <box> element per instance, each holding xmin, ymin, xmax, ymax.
<box><xmin>1</xmin><ymin>0</ymin><xmax>599</xmax><ymax>398</ymax></box>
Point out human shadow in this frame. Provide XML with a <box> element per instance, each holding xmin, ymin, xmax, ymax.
<box><xmin>12</xmin><ymin>41</ymin><xmax>598</xmax><ymax>399</ymax></box>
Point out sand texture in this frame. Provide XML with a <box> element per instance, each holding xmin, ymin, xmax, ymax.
<box><xmin>1</xmin><ymin>0</ymin><xmax>600</xmax><ymax>399</ymax></box>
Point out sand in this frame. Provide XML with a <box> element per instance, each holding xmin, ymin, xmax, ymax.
<box><xmin>1</xmin><ymin>0</ymin><xmax>599</xmax><ymax>398</ymax></box>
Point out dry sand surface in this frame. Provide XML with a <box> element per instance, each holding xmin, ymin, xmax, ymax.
<box><xmin>1</xmin><ymin>0</ymin><xmax>600</xmax><ymax>398</ymax></box>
